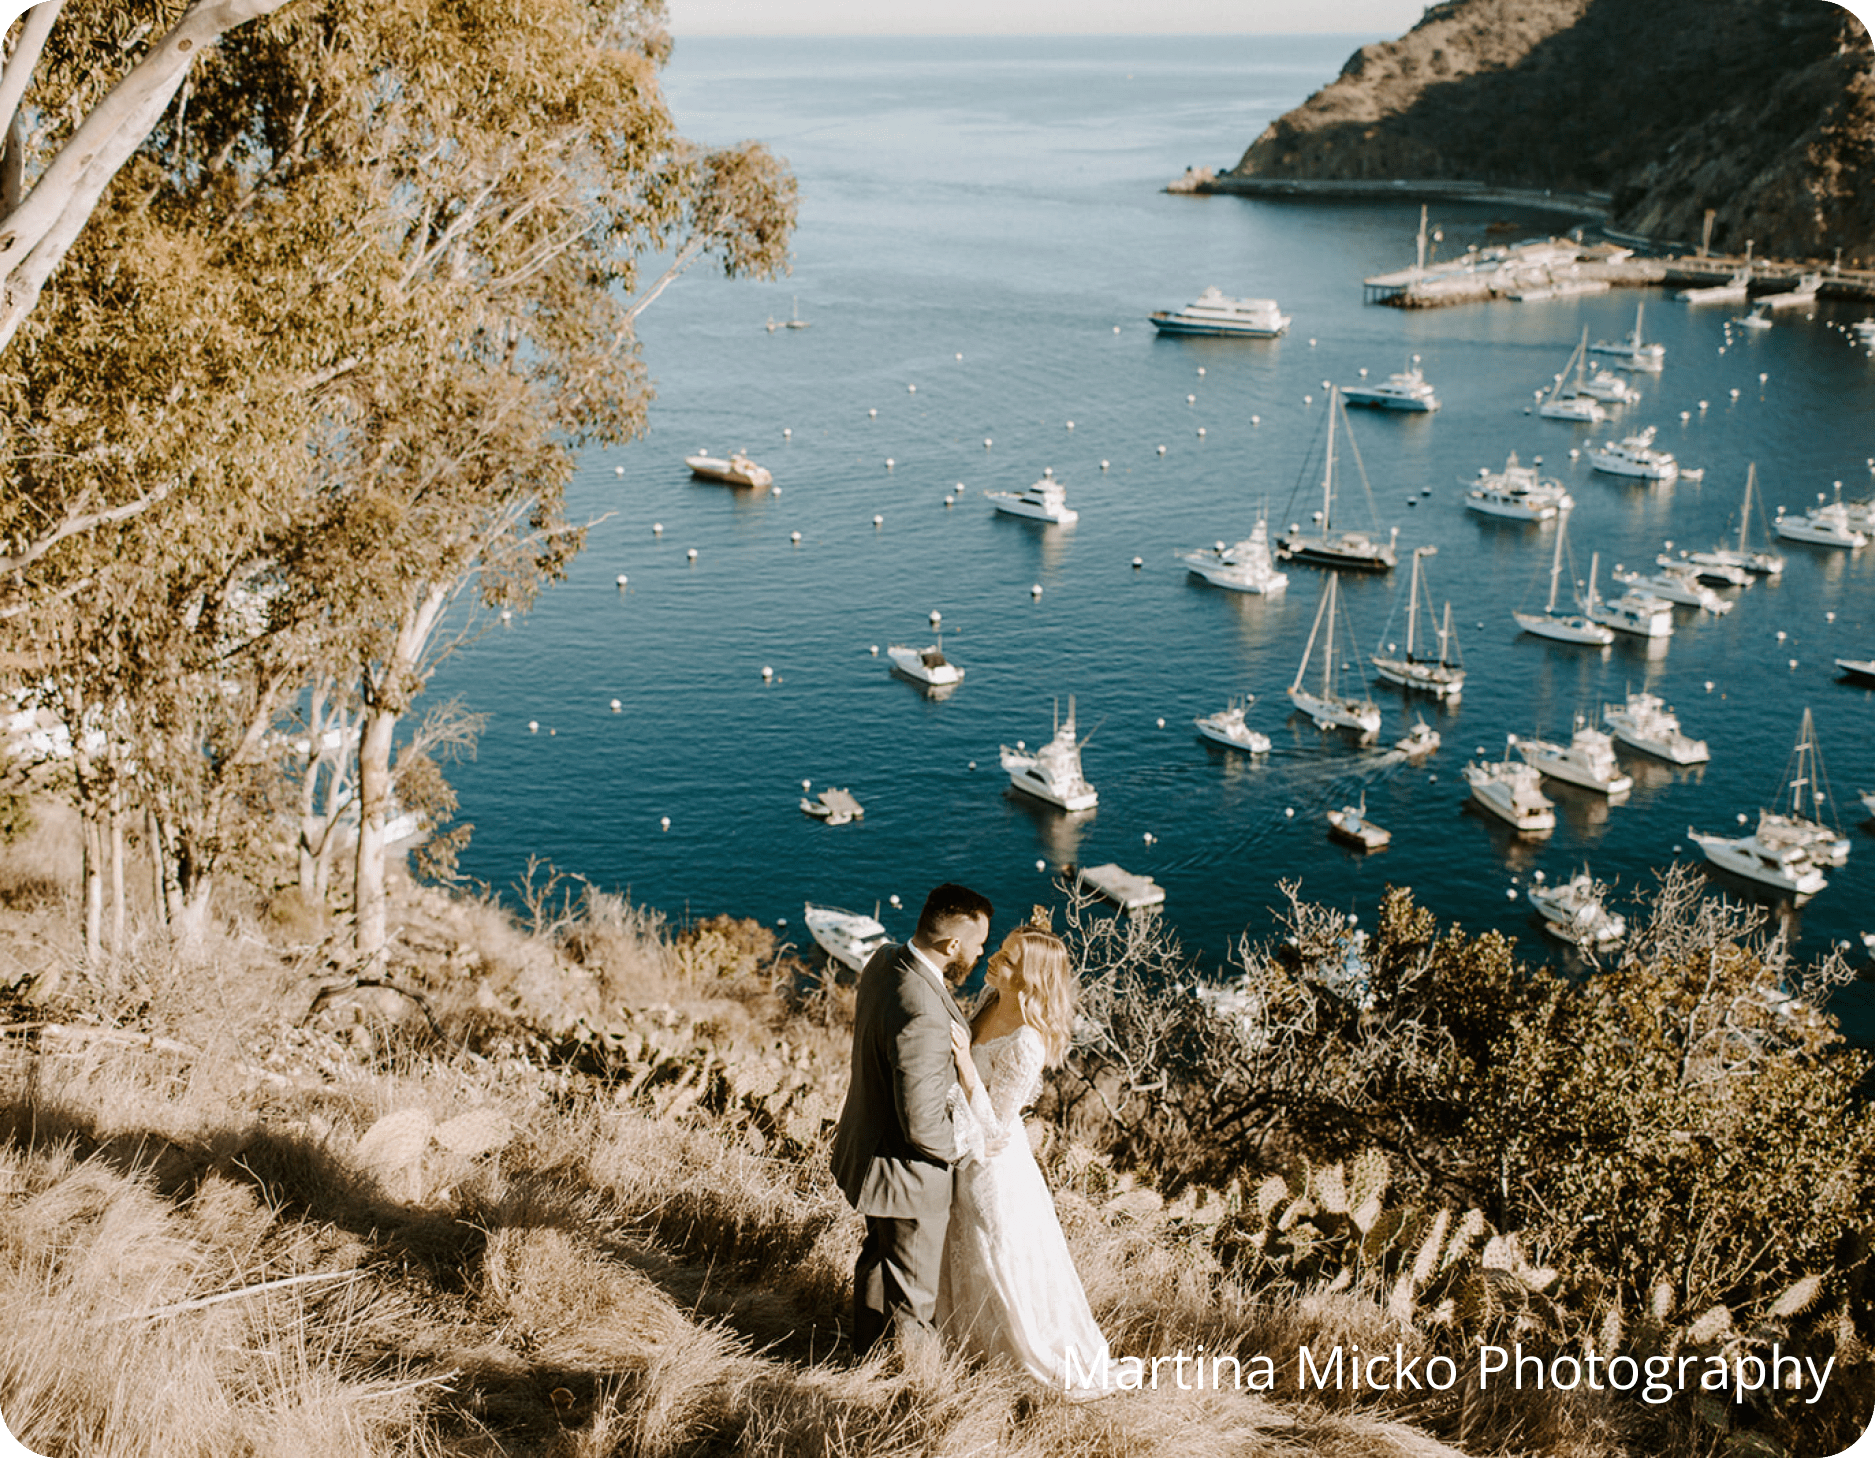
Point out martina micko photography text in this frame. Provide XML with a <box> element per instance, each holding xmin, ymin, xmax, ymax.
<box><xmin>1068</xmin><ymin>1341</ymin><xmax>1839</xmax><ymax>1408</ymax></box>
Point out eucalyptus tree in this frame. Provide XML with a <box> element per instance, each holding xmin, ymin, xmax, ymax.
<box><xmin>4</xmin><ymin>0</ymin><xmax>793</xmax><ymax>957</ymax></box>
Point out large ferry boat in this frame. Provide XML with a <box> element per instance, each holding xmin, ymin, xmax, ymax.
<box><xmin>1149</xmin><ymin>287</ymin><xmax>1290</xmax><ymax>338</ymax></box>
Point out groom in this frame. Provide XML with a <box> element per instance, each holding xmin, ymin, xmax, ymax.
<box><xmin>831</xmin><ymin>882</ymin><xmax>994</xmax><ymax>1356</ymax></box>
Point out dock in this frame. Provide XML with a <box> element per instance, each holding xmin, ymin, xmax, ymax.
<box><xmin>1076</xmin><ymin>863</ymin><xmax>1165</xmax><ymax>911</ymax></box>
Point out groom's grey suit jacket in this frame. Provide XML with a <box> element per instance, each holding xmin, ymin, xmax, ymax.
<box><xmin>831</xmin><ymin>942</ymin><xmax>972</xmax><ymax>1218</ymax></box>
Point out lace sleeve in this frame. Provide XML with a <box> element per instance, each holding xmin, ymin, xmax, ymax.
<box><xmin>946</xmin><ymin>1078</ymin><xmax>1000</xmax><ymax>1163</ymax></box>
<box><xmin>987</xmin><ymin>1026</ymin><xmax>1047</xmax><ymax>1131</ymax></box>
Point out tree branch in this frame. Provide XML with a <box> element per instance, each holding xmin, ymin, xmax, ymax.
<box><xmin>0</xmin><ymin>1</ymin><xmax>64</xmax><ymax>148</ymax></box>
<box><xmin>0</xmin><ymin>479</ymin><xmax>175</xmax><ymax>573</ymax></box>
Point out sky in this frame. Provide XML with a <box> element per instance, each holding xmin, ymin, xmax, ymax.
<box><xmin>665</xmin><ymin>0</ymin><xmax>1430</xmax><ymax>35</ymax></box>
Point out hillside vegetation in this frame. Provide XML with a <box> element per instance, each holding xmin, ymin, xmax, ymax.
<box><xmin>1230</xmin><ymin>0</ymin><xmax>1875</xmax><ymax>261</ymax></box>
<box><xmin>0</xmin><ymin>806</ymin><xmax>1870</xmax><ymax>1456</ymax></box>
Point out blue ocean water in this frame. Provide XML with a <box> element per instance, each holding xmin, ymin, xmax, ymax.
<box><xmin>428</xmin><ymin>36</ymin><xmax>1875</xmax><ymax>1039</ymax></box>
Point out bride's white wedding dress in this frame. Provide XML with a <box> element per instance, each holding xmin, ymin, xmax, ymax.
<box><xmin>938</xmin><ymin>1024</ymin><xmax>1115</xmax><ymax>1397</ymax></box>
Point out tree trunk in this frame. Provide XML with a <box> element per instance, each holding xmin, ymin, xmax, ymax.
<box><xmin>353</xmin><ymin>705</ymin><xmax>396</xmax><ymax>962</ymax></box>
<box><xmin>108</xmin><ymin>767</ymin><xmax>127</xmax><ymax>958</ymax></box>
<box><xmin>82</xmin><ymin>808</ymin><xmax>104</xmax><ymax>964</ymax></box>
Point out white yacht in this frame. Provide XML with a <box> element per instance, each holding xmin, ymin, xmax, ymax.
<box><xmin>1464</xmin><ymin>758</ymin><xmax>1557</xmax><ymax>834</ymax></box>
<box><xmin>1665</xmin><ymin>550</ymin><xmax>1751</xmax><ymax>588</ymax></box>
<box><xmin>986</xmin><ymin>468</ymin><xmax>1078</xmax><ymax>524</ymax></box>
<box><xmin>1590</xmin><ymin>301</ymin><xmax>1666</xmax><ymax>371</ymax></box>
<box><xmin>1327</xmin><ymin>797</ymin><xmax>1391</xmax><ymax>851</ymax></box>
<box><xmin>1149</xmin><ymin>287</ymin><xmax>1290</xmax><ymax>338</ymax></box>
<box><xmin>1195</xmin><ymin>696</ymin><xmax>1271</xmax><ymax>754</ymax></box>
<box><xmin>886</xmin><ymin>639</ymin><xmax>963</xmax><ymax>687</ymax></box>
<box><xmin>1860</xmin><ymin>789</ymin><xmax>1875</xmax><ymax>821</ymax></box>
<box><xmin>1514</xmin><ymin>514</ymin><xmax>1614</xmax><ymax>645</ymax></box>
<box><xmin>1510</xmin><ymin>722</ymin><xmax>1633</xmax><ymax>795</ymax></box>
<box><xmin>1734</xmin><ymin>306</ymin><xmax>1773</xmax><ymax>331</ymax></box>
<box><xmin>1755</xmin><ymin>709</ymin><xmax>1850</xmax><ymax>866</ymax></box>
<box><xmin>1288</xmin><ymin>574</ymin><xmax>1382</xmax><ymax>736</ymax></box>
<box><xmin>1679</xmin><ymin>267</ymin><xmax>1751</xmax><ymax>305</ymax></box>
<box><xmin>686</xmin><ymin>450</ymin><xmax>773</xmax><ymax>488</ymax></box>
<box><xmin>1775</xmin><ymin>502</ymin><xmax>1867</xmax><ymax>548</ymax></box>
<box><xmin>1688</xmin><ymin>825</ymin><xmax>1827</xmax><ymax>899</ymax></box>
<box><xmin>1000</xmin><ymin>698</ymin><xmax>1098</xmax><ymax>811</ymax></box>
<box><xmin>1178</xmin><ymin>518</ymin><xmax>1288</xmax><ymax>593</ymax></box>
<box><xmin>1371</xmin><ymin>546</ymin><xmax>1465</xmax><ymax>698</ymax></box>
<box><xmin>1610</xmin><ymin>564</ymin><xmax>1730</xmax><ymax>614</ymax></box>
<box><xmin>1839</xmin><ymin>659</ymin><xmax>1875</xmax><ymax>685</ymax></box>
<box><xmin>1527</xmin><ymin>871</ymin><xmax>1626</xmax><ymax>949</ymax></box>
<box><xmin>1583</xmin><ymin>552</ymin><xmax>1673</xmax><ymax>639</ymax></box>
<box><xmin>1396</xmin><ymin>719</ymin><xmax>1440</xmax><ymax>758</ymax></box>
<box><xmin>1343</xmin><ymin>358</ymin><xmax>1440</xmax><ymax>412</ymax></box>
<box><xmin>1602</xmin><ymin>691</ymin><xmax>1709</xmax><ymax>764</ymax></box>
<box><xmin>1587</xmin><ymin>426</ymin><xmax>1679</xmax><ymax>481</ymax></box>
<box><xmin>1578</xmin><ymin>367</ymin><xmax>1641</xmax><ymax>404</ymax></box>
<box><xmin>802</xmin><ymin>903</ymin><xmax>890</xmax><ymax>973</ymax></box>
<box><xmin>1464</xmin><ymin>452</ymin><xmax>1574</xmax><ymax>520</ymax></box>
<box><xmin>1536</xmin><ymin>329</ymin><xmax>1607</xmax><ymax>422</ymax></box>
<box><xmin>1275</xmin><ymin>387</ymin><xmax>1400</xmax><ymax>571</ymax></box>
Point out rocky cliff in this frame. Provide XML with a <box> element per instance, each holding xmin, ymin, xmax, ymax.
<box><xmin>1230</xmin><ymin>0</ymin><xmax>1875</xmax><ymax>261</ymax></box>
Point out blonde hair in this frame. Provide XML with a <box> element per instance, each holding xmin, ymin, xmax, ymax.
<box><xmin>998</xmin><ymin>925</ymin><xmax>1077</xmax><ymax>1066</ymax></box>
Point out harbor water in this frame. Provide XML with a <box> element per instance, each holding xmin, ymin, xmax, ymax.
<box><xmin>427</xmin><ymin>36</ymin><xmax>1875</xmax><ymax>1040</ymax></box>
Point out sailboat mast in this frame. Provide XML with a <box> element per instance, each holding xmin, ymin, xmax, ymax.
<box><xmin>1545</xmin><ymin>519</ymin><xmax>1565</xmax><ymax>614</ymax></box>
<box><xmin>1632</xmin><ymin>301</ymin><xmax>1644</xmax><ymax>350</ymax></box>
<box><xmin>1321</xmin><ymin>388</ymin><xmax>1337</xmax><ymax>532</ymax></box>
<box><xmin>1586</xmin><ymin>551</ymin><xmax>1601</xmax><ymax>610</ymax></box>
<box><xmin>1293</xmin><ymin>583</ymin><xmax>1330</xmax><ymax>694</ymax></box>
<box><xmin>1405</xmin><ymin>548</ymin><xmax>1422</xmax><ymax>659</ymax></box>
<box><xmin>1739</xmin><ymin>463</ymin><xmax>1756</xmax><ymax>553</ymax></box>
<box><xmin>1439</xmin><ymin>601</ymin><xmax>1454</xmax><ymax>666</ymax></box>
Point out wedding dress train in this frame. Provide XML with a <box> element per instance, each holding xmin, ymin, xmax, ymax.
<box><xmin>938</xmin><ymin>1024</ymin><xmax>1115</xmax><ymax>1397</ymax></box>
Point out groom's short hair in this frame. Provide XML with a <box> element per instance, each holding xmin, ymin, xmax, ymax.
<box><xmin>916</xmin><ymin>883</ymin><xmax>994</xmax><ymax>940</ymax></box>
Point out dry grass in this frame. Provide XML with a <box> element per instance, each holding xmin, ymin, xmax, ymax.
<box><xmin>0</xmin><ymin>866</ymin><xmax>1669</xmax><ymax>1458</ymax></box>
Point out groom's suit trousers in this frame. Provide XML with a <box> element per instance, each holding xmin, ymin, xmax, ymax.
<box><xmin>853</xmin><ymin>1205</ymin><xmax>949</xmax><ymax>1355</ymax></box>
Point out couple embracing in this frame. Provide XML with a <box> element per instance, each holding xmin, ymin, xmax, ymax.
<box><xmin>829</xmin><ymin>883</ymin><xmax>1114</xmax><ymax>1398</ymax></box>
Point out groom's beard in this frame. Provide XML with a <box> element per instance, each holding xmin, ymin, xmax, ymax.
<box><xmin>943</xmin><ymin>951</ymin><xmax>975</xmax><ymax>984</ymax></box>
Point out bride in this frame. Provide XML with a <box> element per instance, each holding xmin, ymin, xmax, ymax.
<box><xmin>937</xmin><ymin>924</ymin><xmax>1115</xmax><ymax>1397</ymax></box>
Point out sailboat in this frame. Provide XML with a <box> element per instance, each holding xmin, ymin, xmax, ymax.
<box><xmin>1590</xmin><ymin>300</ymin><xmax>1666</xmax><ymax>371</ymax></box>
<box><xmin>1275</xmin><ymin>387</ymin><xmax>1400</xmax><ymax>571</ymax></box>
<box><xmin>1537</xmin><ymin>328</ymin><xmax>1607</xmax><ymax>422</ymax></box>
<box><xmin>1371</xmin><ymin>546</ymin><xmax>1464</xmax><ymax>697</ymax></box>
<box><xmin>1513</xmin><ymin>513</ymin><xmax>1614</xmax><ymax>644</ymax></box>
<box><xmin>1684</xmin><ymin>463</ymin><xmax>1782</xmax><ymax>577</ymax></box>
<box><xmin>1756</xmin><ymin>708</ymin><xmax>1850</xmax><ymax>865</ymax></box>
<box><xmin>1288</xmin><ymin>575</ymin><xmax>1382</xmax><ymax>736</ymax></box>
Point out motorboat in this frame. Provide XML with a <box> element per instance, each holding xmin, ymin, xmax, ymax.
<box><xmin>1396</xmin><ymin>719</ymin><xmax>1440</xmax><ymax>758</ymax></box>
<box><xmin>886</xmin><ymin>638</ymin><xmax>964</xmax><ymax>687</ymax></box>
<box><xmin>1275</xmin><ymin>387</ymin><xmax>1400</xmax><ymax>571</ymax></box>
<box><xmin>986</xmin><ymin>467</ymin><xmax>1078</xmax><ymax>524</ymax></box>
<box><xmin>1001</xmin><ymin>698</ymin><xmax>1098</xmax><ymax>811</ymax></box>
<box><xmin>1527</xmin><ymin>870</ymin><xmax>1626</xmax><ymax>949</ymax></box>
<box><xmin>800</xmin><ymin>786</ymin><xmax>864</xmax><ymax>825</ymax></box>
<box><xmin>1464</xmin><ymin>452</ymin><xmax>1574</xmax><ymax>521</ymax></box>
<box><xmin>1149</xmin><ymin>287</ymin><xmax>1290</xmax><ymax>338</ymax></box>
<box><xmin>802</xmin><ymin>903</ymin><xmax>890</xmax><ymax>973</ymax></box>
<box><xmin>1665</xmin><ymin>551</ymin><xmax>1751</xmax><ymax>588</ymax></box>
<box><xmin>1861</xmin><ymin>789</ymin><xmax>1875</xmax><ymax>820</ymax></box>
<box><xmin>1733</xmin><ymin>306</ymin><xmax>1773</xmax><ymax>331</ymax></box>
<box><xmin>1327</xmin><ymin>796</ymin><xmax>1391</xmax><ymax>851</ymax></box>
<box><xmin>1679</xmin><ymin>266</ymin><xmax>1751</xmax><ymax>305</ymax></box>
<box><xmin>1077</xmin><ymin>863</ymin><xmax>1165</xmax><ymax>910</ymax></box>
<box><xmin>1510</xmin><ymin>721</ymin><xmax>1633</xmax><ymax>795</ymax></box>
<box><xmin>765</xmin><ymin>296</ymin><xmax>811</xmax><ymax>331</ymax></box>
<box><xmin>686</xmin><ymin>450</ymin><xmax>774</xmax><ymax>488</ymax></box>
<box><xmin>1602</xmin><ymin>691</ymin><xmax>1709</xmax><ymax>764</ymax></box>
<box><xmin>1583</xmin><ymin>553</ymin><xmax>1673</xmax><ymax>639</ymax></box>
<box><xmin>1761</xmin><ymin>272</ymin><xmax>1821</xmax><ymax>310</ymax></box>
<box><xmin>1754</xmin><ymin>708</ymin><xmax>1849</xmax><ymax>866</ymax></box>
<box><xmin>1587</xmin><ymin>426</ymin><xmax>1679</xmax><ymax>481</ymax></box>
<box><xmin>1775</xmin><ymin>502</ymin><xmax>1867</xmax><ymax>548</ymax></box>
<box><xmin>1513</xmin><ymin>512</ymin><xmax>1614</xmax><ymax>645</ymax></box>
<box><xmin>1464</xmin><ymin>757</ymin><xmax>1556</xmax><ymax>834</ymax></box>
<box><xmin>1288</xmin><ymin>574</ymin><xmax>1382</xmax><ymax>736</ymax></box>
<box><xmin>1610</xmin><ymin>564</ymin><xmax>1730</xmax><ymax>614</ymax></box>
<box><xmin>1577</xmin><ymin>367</ymin><xmax>1641</xmax><ymax>404</ymax></box>
<box><xmin>1536</xmin><ymin>329</ymin><xmax>1607</xmax><ymax>422</ymax></box>
<box><xmin>1371</xmin><ymin>546</ymin><xmax>1465</xmax><ymax>698</ymax></box>
<box><xmin>1837</xmin><ymin>658</ymin><xmax>1875</xmax><ymax>684</ymax></box>
<box><xmin>1343</xmin><ymin>358</ymin><xmax>1440</xmax><ymax>411</ymax></box>
<box><xmin>1688</xmin><ymin>825</ymin><xmax>1827</xmax><ymax>899</ymax></box>
<box><xmin>1178</xmin><ymin>517</ymin><xmax>1288</xmax><ymax>593</ymax></box>
<box><xmin>1195</xmin><ymin>696</ymin><xmax>1271</xmax><ymax>753</ymax></box>
<box><xmin>1590</xmin><ymin>301</ymin><xmax>1666</xmax><ymax>371</ymax></box>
